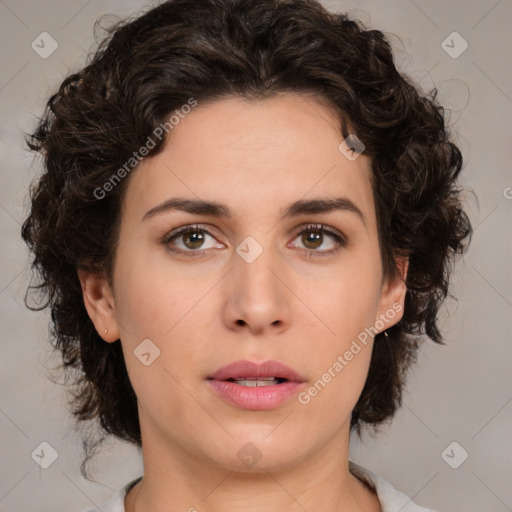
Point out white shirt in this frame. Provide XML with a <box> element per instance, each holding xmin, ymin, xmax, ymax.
<box><xmin>82</xmin><ymin>462</ymin><xmax>438</xmax><ymax>512</ymax></box>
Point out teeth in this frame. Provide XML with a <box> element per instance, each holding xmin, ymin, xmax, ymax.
<box><xmin>234</xmin><ymin>378</ymin><xmax>281</xmax><ymax>387</ymax></box>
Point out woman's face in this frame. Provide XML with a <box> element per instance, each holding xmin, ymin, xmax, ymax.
<box><xmin>81</xmin><ymin>93</ymin><xmax>406</xmax><ymax>472</ymax></box>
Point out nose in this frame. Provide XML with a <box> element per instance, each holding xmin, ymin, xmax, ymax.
<box><xmin>221</xmin><ymin>240</ymin><xmax>291</xmax><ymax>336</ymax></box>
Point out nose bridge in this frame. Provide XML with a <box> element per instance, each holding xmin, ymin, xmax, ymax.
<box><xmin>223</xmin><ymin>232</ymin><xmax>289</xmax><ymax>332</ymax></box>
<box><xmin>234</xmin><ymin>232</ymin><xmax>281</xmax><ymax>296</ymax></box>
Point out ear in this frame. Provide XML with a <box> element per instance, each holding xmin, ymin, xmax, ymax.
<box><xmin>77</xmin><ymin>268</ymin><xmax>120</xmax><ymax>343</ymax></box>
<box><xmin>375</xmin><ymin>256</ymin><xmax>409</xmax><ymax>332</ymax></box>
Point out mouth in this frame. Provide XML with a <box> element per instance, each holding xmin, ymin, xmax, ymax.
<box><xmin>206</xmin><ymin>360</ymin><xmax>306</xmax><ymax>411</ymax></box>
<box><xmin>221</xmin><ymin>377</ymin><xmax>289</xmax><ymax>387</ymax></box>
<box><xmin>206</xmin><ymin>359</ymin><xmax>306</xmax><ymax>386</ymax></box>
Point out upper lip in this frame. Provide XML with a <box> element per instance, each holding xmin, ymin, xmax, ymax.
<box><xmin>207</xmin><ymin>360</ymin><xmax>306</xmax><ymax>382</ymax></box>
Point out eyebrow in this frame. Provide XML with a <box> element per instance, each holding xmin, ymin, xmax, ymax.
<box><xmin>142</xmin><ymin>196</ymin><xmax>366</xmax><ymax>226</ymax></box>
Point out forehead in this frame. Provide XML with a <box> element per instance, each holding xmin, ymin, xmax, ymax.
<box><xmin>123</xmin><ymin>93</ymin><xmax>376</xmax><ymax>228</ymax></box>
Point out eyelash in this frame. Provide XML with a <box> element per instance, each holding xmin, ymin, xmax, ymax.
<box><xmin>162</xmin><ymin>223</ymin><xmax>347</xmax><ymax>258</ymax></box>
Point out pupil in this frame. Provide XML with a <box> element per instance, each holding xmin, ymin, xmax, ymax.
<box><xmin>185</xmin><ymin>231</ymin><xmax>204</xmax><ymax>249</ymax></box>
<box><xmin>304</xmin><ymin>231</ymin><xmax>321</xmax><ymax>249</ymax></box>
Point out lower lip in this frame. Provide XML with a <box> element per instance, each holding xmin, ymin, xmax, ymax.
<box><xmin>207</xmin><ymin>380</ymin><xmax>305</xmax><ymax>410</ymax></box>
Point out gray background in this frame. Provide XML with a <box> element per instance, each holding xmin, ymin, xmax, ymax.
<box><xmin>1</xmin><ymin>0</ymin><xmax>511</xmax><ymax>511</ymax></box>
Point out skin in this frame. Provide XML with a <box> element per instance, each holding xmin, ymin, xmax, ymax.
<box><xmin>79</xmin><ymin>93</ymin><xmax>408</xmax><ymax>512</ymax></box>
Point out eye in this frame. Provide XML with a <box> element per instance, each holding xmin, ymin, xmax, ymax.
<box><xmin>162</xmin><ymin>223</ymin><xmax>347</xmax><ymax>258</ymax></box>
<box><xmin>162</xmin><ymin>224</ymin><xmax>224</xmax><ymax>255</ymax></box>
<box><xmin>289</xmin><ymin>223</ymin><xmax>347</xmax><ymax>256</ymax></box>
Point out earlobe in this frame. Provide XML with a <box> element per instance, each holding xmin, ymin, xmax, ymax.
<box><xmin>77</xmin><ymin>268</ymin><xmax>120</xmax><ymax>343</ymax></box>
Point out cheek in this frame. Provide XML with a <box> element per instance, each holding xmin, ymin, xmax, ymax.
<box><xmin>301</xmin><ymin>257</ymin><xmax>383</xmax><ymax>339</ymax></box>
<box><xmin>295</xmin><ymin>254</ymin><xmax>382</xmax><ymax>397</ymax></box>
<box><xmin>111</xmin><ymin>252</ymin><xmax>207</xmax><ymax>412</ymax></box>
<box><xmin>296</xmin><ymin>286</ymin><xmax>379</xmax><ymax>421</ymax></box>
<box><xmin>112</xmin><ymin>246</ymin><xmax>209</xmax><ymax>340</ymax></box>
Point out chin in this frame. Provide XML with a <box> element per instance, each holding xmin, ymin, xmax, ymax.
<box><xmin>202</xmin><ymin>435</ymin><xmax>310</xmax><ymax>474</ymax></box>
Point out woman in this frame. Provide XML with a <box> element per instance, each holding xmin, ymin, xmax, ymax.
<box><xmin>21</xmin><ymin>0</ymin><xmax>472</xmax><ymax>510</ymax></box>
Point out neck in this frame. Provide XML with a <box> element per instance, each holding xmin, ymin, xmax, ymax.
<box><xmin>125</xmin><ymin>417</ymin><xmax>380</xmax><ymax>512</ymax></box>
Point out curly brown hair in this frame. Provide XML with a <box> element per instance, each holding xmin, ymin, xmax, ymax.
<box><xmin>21</xmin><ymin>0</ymin><xmax>472</xmax><ymax>476</ymax></box>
